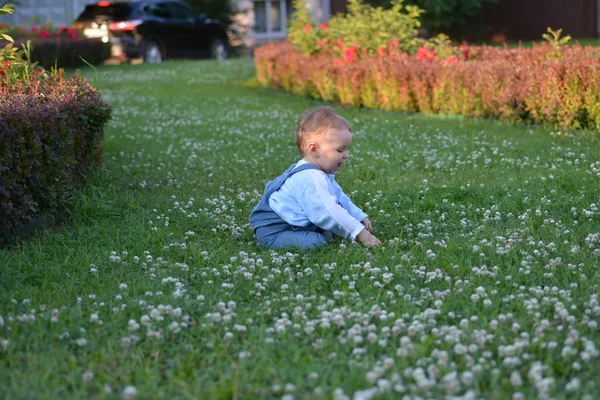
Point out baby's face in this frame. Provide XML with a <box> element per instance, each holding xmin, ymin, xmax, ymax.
<box><xmin>312</xmin><ymin>128</ymin><xmax>352</xmax><ymax>174</ymax></box>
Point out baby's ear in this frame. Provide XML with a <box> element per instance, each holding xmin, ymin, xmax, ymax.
<box><xmin>307</xmin><ymin>141</ymin><xmax>319</xmax><ymax>153</ymax></box>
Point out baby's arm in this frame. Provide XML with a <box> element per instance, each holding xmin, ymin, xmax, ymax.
<box><xmin>295</xmin><ymin>173</ymin><xmax>364</xmax><ymax>239</ymax></box>
<box><xmin>331</xmin><ymin>179</ymin><xmax>375</xmax><ymax>232</ymax></box>
<box><xmin>295</xmin><ymin>171</ymin><xmax>380</xmax><ymax>245</ymax></box>
<box><xmin>331</xmin><ymin>179</ymin><xmax>368</xmax><ymax>222</ymax></box>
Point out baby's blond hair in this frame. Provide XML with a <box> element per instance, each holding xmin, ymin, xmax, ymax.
<box><xmin>295</xmin><ymin>106</ymin><xmax>351</xmax><ymax>154</ymax></box>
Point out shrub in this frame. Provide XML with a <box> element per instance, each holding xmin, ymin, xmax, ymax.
<box><xmin>0</xmin><ymin>69</ymin><xmax>112</xmax><ymax>244</ymax></box>
<box><xmin>289</xmin><ymin>0</ymin><xmax>426</xmax><ymax>57</ymax></box>
<box><xmin>24</xmin><ymin>37</ymin><xmax>111</xmax><ymax>69</ymax></box>
<box><xmin>254</xmin><ymin>40</ymin><xmax>600</xmax><ymax>131</ymax></box>
<box><xmin>362</xmin><ymin>0</ymin><xmax>498</xmax><ymax>37</ymax></box>
<box><xmin>0</xmin><ymin>20</ymin><xmax>110</xmax><ymax>69</ymax></box>
<box><xmin>288</xmin><ymin>0</ymin><xmax>464</xmax><ymax>64</ymax></box>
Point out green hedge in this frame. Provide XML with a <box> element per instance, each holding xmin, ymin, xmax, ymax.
<box><xmin>1</xmin><ymin>37</ymin><xmax>111</xmax><ymax>69</ymax></box>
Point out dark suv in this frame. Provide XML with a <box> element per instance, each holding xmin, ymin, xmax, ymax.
<box><xmin>75</xmin><ymin>0</ymin><xmax>229</xmax><ymax>63</ymax></box>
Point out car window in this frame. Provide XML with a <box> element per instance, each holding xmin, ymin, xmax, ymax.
<box><xmin>167</xmin><ymin>2</ymin><xmax>194</xmax><ymax>19</ymax></box>
<box><xmin>145</xmin><ymin>2</ymin><xmax>172</xmax><ymax>18</ymax></box>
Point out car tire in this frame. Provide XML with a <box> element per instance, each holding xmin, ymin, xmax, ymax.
<box><xmin>143</xmin><ymin>41</ymin><xmax>163</xmax><ymax>64</ymax></box>
<box><xmin>210</xmin><ymin>39</ymin><xmax>228</xmax><ymax>60</ymax></box>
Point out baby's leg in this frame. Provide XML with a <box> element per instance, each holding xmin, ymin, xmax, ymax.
<box><xmin>269</xmin><ymin>229</ymin><xmax>329</xmax><ymax>249</ymax></box>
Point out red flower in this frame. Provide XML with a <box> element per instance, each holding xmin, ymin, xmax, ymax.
<box><xmin>416</xmin><ymin>46</ymin><xmax>436</xmax><ymax>61</ymax></box>
<box><xmin>319</xmin><ymin>23</ymin><xmax>329</xmax><ymax>30</ymax></box>
<box><xmin>0</xmin><ymin>60</ymin><xmax>9</xmax><ymax>76</ymax></box>
<box><xmin>303</xmin><ymin>24</ymin><xmax>312</xmax><ymax>32</ymax></box>
<box><xmin>316</xmin><ymin>40</ymin><xmax>324</xmax><ymax>47</ymax></box>
<box><xmin>343</xmin><ymin>46</ymin><xmax>357</xmax><ymax>64</ymax></box>
<box><xmin>377</xmin><ymin>47</ymin><xmax>387</xmax><ymax>57</ymax></box>
<box><xmin>460</xmin><ymin>43</ymin><xmax>469</xmax><ymax>59</ymax></box>
<box><xmin>31</xmin><ymin>26</ymin><xmax>38</xmax><ymax>32</ymax></box>
<box><xmin>388</xmin><ymin>39</ymin><xmax>399</xmax><ymax>48</ymax></box>
<box><xmin>336</xmin><ymin>38</ymin><xmax>344</xmax><ymax>50</ymax></box>
<box><xmin>333</xmin><ymin>58</ymin><xmax>344</xmax><ymax>66</ymax></box>
<box><xmin>40</xmin><ymin>31</ymin><xmax>50</xmax><ymax>38</ymax></box>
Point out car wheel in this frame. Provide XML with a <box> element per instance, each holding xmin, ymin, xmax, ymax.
<box><xmin>210</xmin><ymin>39</ymin><xmax>228</xmax><ymax>60</ymax></box>
<box><xmin>143</xmin><ymin>41</ymin><xmax>162</xmax><ymax>64</ymax></box>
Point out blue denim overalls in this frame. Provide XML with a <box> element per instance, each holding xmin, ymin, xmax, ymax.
<box><xmin>249</xmin><ymin>163</ymin><xmax>330</xmax><ymax>249</ymax></box>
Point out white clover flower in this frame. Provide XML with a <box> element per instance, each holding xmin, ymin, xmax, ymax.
<box><xmin>284</xmin><ymin>383</ymin><xmax>296</xmax><ymax>392</ymax></box>
<box><xmin>82</xmin><ymin>371</ymin><xmax>94</xmax><ymax>383</ymax></box>
<box><xmin>332</xmin><ymin>388</ymin><xmax>348</xmax><ymax>400</ymax></box>
<box><xmin>128</xmin><ymin>320</ymin><xmax>140</xmax><ymax>332</ymax></box>
<box><xmin>509</xmin><ymin>371</ymin><xmax>522</xmax><ymax>387</ymax></box>
<box><xmin>122</xmin><ymin>385</ymin><xmax>137</xmax><ymax>399</ymax></box>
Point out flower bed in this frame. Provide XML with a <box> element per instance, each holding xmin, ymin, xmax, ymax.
<box><xmin>0</xmin><ymin>22</ymin><xmax>110</xmax><ymax>68</ymax></box>
<box><xmin>255</xmin><ymin>41</ymin><xmax>600</xmax><ymax>130</ymax></box>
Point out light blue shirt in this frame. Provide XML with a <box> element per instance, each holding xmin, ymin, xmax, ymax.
<box><xmin>269</xmin><ymin>160</ymin><xmax>368</xmax><ymax>240</ymax></box>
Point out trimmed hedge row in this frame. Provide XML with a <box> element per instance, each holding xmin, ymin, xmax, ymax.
<box><xmin>0</xmin><ymin>38</ymin><xmax>111</xmax><ymax>69</ymax></box>
<box><xmin>0</xmin><ymin>70</ymin><xmax>112</xmax><ymax>244</ymax></box>
<box><xmin>255</xmin><ymin>41</ymin><xmax>600</xmax><ymax>130</ymax></box>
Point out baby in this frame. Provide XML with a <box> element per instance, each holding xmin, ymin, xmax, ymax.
<box><xmin>249</xmin><ymin>106</ymin><xmax>381</xmax><ymax>249</ymax></box>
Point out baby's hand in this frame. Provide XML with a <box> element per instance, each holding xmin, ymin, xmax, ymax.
<box><xmin>356</xmin><ymin>228</ymin><xmax>381</xmax><ymax>246</ymax></box>
<box><xmin>361</xmin><ymin>218</ymin><xmax>372</xmax><ymax>231</ymax></box>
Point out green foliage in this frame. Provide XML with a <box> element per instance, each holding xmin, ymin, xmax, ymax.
<box><xmin>0</xmin><ymin>39</ymin><xmax>42</xmax><ymax>86</ymax></box>
<box><xmin>0</xmin><ymin>3</ymin><xmax>14</xmax><ymax>42</ymax></box>
<box><xmin>329</xmin><ymin>0</ymin><xmax>424</xmax><ymax>56</ymax></box>
<box><xmin>288</xmin><ymin>0</ymin><xmax>319</xmax><ymax>56</ymax></box>
<box><xmin>184</xmin><ymin>0</ymin><xmax>237</xmax><ymax>26</ymax></box>
<box><xmin>0</xmin><ymin>3</ymin><xmax>37</xmax><ymax>85</ymax></box>
<box><xmin>362</xmin><ymin>0</ymin><xmax>498</xmax><ymax>34</ymax></box>
<box><xmin>289</xmin><ymin>0</ymin><xmax>425</xmax><ymax>57</ymax></box>
<box><xmin>542</xmin><ymin>27</ymin><xmax>572</xmax><ymax>60</ymax></box>
<box><xmin>424</xmin><ymin>33</ymin><xmax>456</xmax><ymax>58</ymax></box>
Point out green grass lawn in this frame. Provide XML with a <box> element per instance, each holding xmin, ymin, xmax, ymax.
<box><xmin>1</xmin><ymin>57</ymin><xmax>600</xmax><ymax>399</ymax></box>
